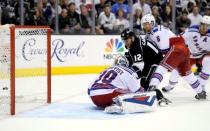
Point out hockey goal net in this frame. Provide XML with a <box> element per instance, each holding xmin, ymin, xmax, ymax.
<box><xmin>0</xmin><ymin>25</ymin><xmax>51</xmax><ymax>115</ymax></box>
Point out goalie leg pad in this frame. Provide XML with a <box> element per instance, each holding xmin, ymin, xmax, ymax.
<box><xmin>105</xmin><ymin>92</ymin><xmax>157</xmax><ymax>114</ymax></box>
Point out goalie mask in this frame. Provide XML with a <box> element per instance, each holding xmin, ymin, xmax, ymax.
<box><xmin>114</xmin><ymin>55</ymin><xmax>129</xmax><ymax>67</ymax></box>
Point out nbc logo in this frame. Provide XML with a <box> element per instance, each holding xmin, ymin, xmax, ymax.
<box><xmin>104</xmin><ymin>38</ymin><xmax>125</xmax><ymax>60</ymax></box>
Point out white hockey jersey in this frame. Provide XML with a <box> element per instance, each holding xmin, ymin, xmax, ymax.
<box><xmin>181</xmin><ymin>25</ymin><xmax>210</xmax><ymax>58</ymax></box>
<box><xmin>146</xmin><ymin>25</ymin><xmax>176</xmax><ymax>53</ymax></box>
<box><xmin>88</xmin><ymin>65</ymin><xmax>140</xmax><ymax>96</ymax></box>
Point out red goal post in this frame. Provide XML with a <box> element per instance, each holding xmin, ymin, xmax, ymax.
<box><xmin>0</xmin><ymin>25</ymin><xmax>51</xmax><ymax>115</ymax></box>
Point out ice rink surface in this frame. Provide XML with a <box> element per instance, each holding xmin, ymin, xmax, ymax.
<box><xmin>0</xmin><ymin>73</ymin><xmax>210</xmax><ymax>131</ymax></box>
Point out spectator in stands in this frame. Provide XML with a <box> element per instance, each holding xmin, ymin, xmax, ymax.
<box><xmin>95</xmin><ymin>0</ymin><xmax>107</xmax><ymax>19</ymax></box>
<box><xmin>36</xmin><ymin>0</ymin><xmax>45</xmax><ymax>12</ymax></box>
<box><xmin>98</xmin><ymin>4</ymin><xmax>116</xmax><ymax>34</ymax></box>
<box><xmin>95</xmin><ymin>1</ymin><xmax>109</xmax><ymax>34</ymax></box>
<box><xmin>157</xmin><ymin>0</ymin><xmax>171</xmax><ymax>6</ymax></box>
<box><xmin>14</xmin><ymin>1</ymin><xmax>31</xmax><ymax>24</ymax></box>
<box><xmin>47</xmin><ymin>0</ymin><xmax>62</xmax><ymax>19</ymax></box>
<box><xmin>133</xmin><ymin>7</ymin><xmax>143</xmax><ymax>34</ymax></box>
<box><xmin>1</xmin><ymin>4</ymin><xmax>16</xmax><ymax>24</ymax></box>
<box><xmin>60</xmin><ymin>0</ymin><xmax>70</xmax><ymax>9</ymax></box>
<box><xmin>176</xmin><ymin>9</ymin><xmax>191</xmax><ymax>34</ymax></box>
<box><xmin>0</xmin><ymin>0</ymin><xmax>8</xmax><ymax>8</ymax></box>
<box><xmin>133</xmin><ymin>0</ymin><xmax>152</xmax><ymax>16</ymax></box>
<box><xmin>79</xmin><ymin>4</ymin><xmax>92</xmax><ymax>34</ymax></box>
<box><xmin>150</xmin><ymin>0</ymin><xmax>162</xmax><ymax>12</ymax></box>
<box><xmin>111</xmin><ymin>0</ymin><xmax>130</xmax><ymax>18</ymax></box>
<box><xmin>58</xmin><ymin>9</ymin><xmax>70</xmax><ymax>34</ymax></box>
<box><xmin>113</xmin><ymin>8</ymin><xmax>130</xmax><ymax>34</ymax></box>
<box><xmin>161</xmin><ymin>4</ymin><xmax>172</xmax><ymax>29</ymax></box>
<box><xmin>106</xmin><ymin>0</ymin><xmax>116</xmax><ymax>6</ymax></box>
<box><xmin>67</xmin><ymin>2</ymin><xmax>81</xmax><ymax>34</ymax></box>
<box><xmin>25</xmin><ymin>7</ymin><xmax>47</xmax><ymax>25</ymax></box>
<box><xmin>95</xmin><ymin>25</ymin><xmax>105</xmax><ymax>34</ymax></box>
<box><xmin>2</xmin><ymin>0</ymin><xmax>206</xmax><ymax>34</ymax></box>
<box><xmin>203</xmin><ymin>3</ymin><xmax>210</xmax><ymax>16</ymax></box>
<box><xmin>44</xmin><ymin>3</ymin><xmax>53</xmax><ymax>25</ymax></box>
<box><xmin>72</xmin><ymin>0</ymin><xmax>84</xmax><ymax>13</ymax></box>
<box><xmin>0</xmin><ymin>6</ymin><xmax>2</xmax><ymax>24</ymax></box>
<box><xmin>199</xmin><ymin>0</ymin><xmax>208</xmax><ymax>15</ymax></box>
<box><xmin>151</xmin><ymin>5</ymin><xmax>162</xmax><ymax>25</ymax></box>
<box><xmin>187</xmin><ymin>5</ymin><xmax>202</xmax><ymax>26</ymax></box>
<box><xmin>187</xmin><ymin>0</ymin><xmax>196</xmax><ymax>13</ymax></box>
<box><xmin>176</xmin><ymin>0</ymin><xmax>195</xmax><ymax>13</ymax></box>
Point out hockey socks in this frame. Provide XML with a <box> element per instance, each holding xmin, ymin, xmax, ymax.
<box><xmin>183</xmin><ymin>73</ymin><xmax>203</xmax><ymax>93</ymax></box>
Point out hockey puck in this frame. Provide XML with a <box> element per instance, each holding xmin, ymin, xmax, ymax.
<box><xmin>3</xmin><ymin>87</ymin><xmax>8</xmax><ymax>90</ymax></box>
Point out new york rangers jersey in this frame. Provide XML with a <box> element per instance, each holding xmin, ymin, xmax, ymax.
<box><xmin>181</xmin><ymin>25</ymin><xmax>210</xmax><ymax>58</ymax></box>
<box><xmin>146</xmin><ymin>25</ymin><xmax>176</xmax><ymax>53</ymax></box>
<box><xmin>88</xmin><ymin>65</ymin><xmax>140</xmax><ymax>97</ymax></box>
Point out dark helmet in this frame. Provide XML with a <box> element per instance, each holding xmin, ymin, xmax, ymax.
<box><xmin>120</xmin><ymin>28</ymin><xmax>135</xmax><ymax>40</ymax></box>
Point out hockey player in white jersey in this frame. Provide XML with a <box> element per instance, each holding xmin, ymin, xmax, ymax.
<box><xmin>88</xmin><ymin>55</ymin><xmax>157</xmax><ymax>113</ymax></box>
<box><xmin>141</xmin><ymin>14</ymin><xmax>206</xmax><ymax>100</ymax></box>
<box><xmin>161</xmin><ymin>15</ymin><xmax>210</xmax><ymax>96</ymax></box>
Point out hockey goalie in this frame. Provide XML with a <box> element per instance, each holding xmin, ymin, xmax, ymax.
<box><xmin>88</xmin><ymin>55</ymin><xmax>158</xmax><ymax>114</ymax></box>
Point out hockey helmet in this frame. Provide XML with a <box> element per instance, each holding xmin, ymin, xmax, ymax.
<box><xmin>201</xmin><ymin>15</ymin><xmax>210</xmax><ymax>25</ymax></box>
<box><xmin>141</xmin><ymin>14</ymin><xmax>156</xmax><ymax>28</ymax></box>
<box><xmin>120</xmin><ymin>28</ymin><xmax>135</xmax><ymax>40</ymax></box>
<box><xmin>114</xmin><ymin>55</ymin><xmax>129</xmax><ymax>67</ymax></box>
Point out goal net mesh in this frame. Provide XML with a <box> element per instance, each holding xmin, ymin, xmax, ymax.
<box><xmin>0</xmin><ymin>26</ymin><xmax>51</xmax><ymax>115</ymax></box>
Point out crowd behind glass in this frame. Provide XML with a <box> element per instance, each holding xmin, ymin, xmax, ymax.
<box><xmin>0</xmin><ymin>0</ymin><xmax>209</xmax><ymax>34</ymax></box>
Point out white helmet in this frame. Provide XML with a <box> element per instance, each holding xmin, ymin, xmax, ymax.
<box><xmin>141</xmin><ymin>14</ymin><xmax>156</xmax><ymax>29</ymax></box>
<box><xmin>114</xmin><ymin>55</ymin><xmax>129</xmax><ymax>67</ymax></box>
<box><xmin>201</xmin><ymin>15</ymin><xmax>210</xmax><ymax>25</ymax></box>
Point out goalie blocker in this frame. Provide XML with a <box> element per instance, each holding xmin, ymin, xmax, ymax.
<box><xmin>105</xmin><ymin>91</ymin><xmax>157</xmax><ymax>114</ymax></box>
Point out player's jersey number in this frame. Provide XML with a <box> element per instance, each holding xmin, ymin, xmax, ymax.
<box><xmin>95</xmin><ymin>70</ymin><xmax>118</xmax><ymax>83</ymax></box>
<box><xmin>134</xmin><ymin>54</ymin><xmax>142</xmax><ymax>61</ymax></box>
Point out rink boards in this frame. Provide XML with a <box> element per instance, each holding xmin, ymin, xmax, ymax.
<box><xmin>0</xmin><ymin>35</ymin><xmax>197</xmax><ymax>77</ymax></box>
<box><xmin>1</xmin><ymin>35</ymin><xmax>124</xmax><ymax>77</ymax></box>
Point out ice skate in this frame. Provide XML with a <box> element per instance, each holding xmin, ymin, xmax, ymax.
<box><xmin>158</xmin><ymin>97</ymin><xmax>172</xmax><ymax>106</ymax></box>
<box><xmin>162</xmin><ymin>85</ymin><xmax>174</xmax><ymax>93</ymax></box>
<box><xmin>195</xmin><ymin>90</ymin><xmax>207</xmax><ymax>100</ymax></box>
